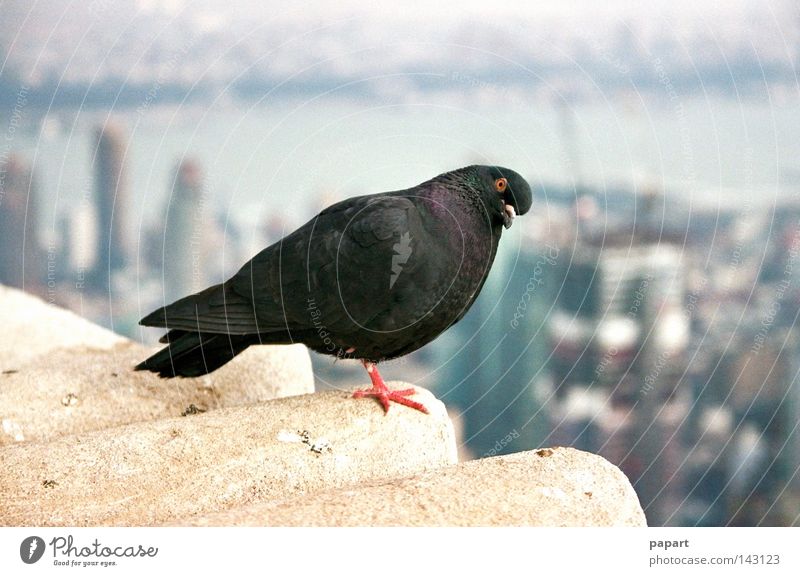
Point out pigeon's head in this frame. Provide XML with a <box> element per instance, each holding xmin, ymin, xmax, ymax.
<box><xmin>474</xmin><ymin>165</ymin><xmax>532</xmax><ymax>229</ymax></box>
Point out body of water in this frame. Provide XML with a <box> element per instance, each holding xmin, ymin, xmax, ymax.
<box><xmin>9</xmin><ymin>94</ymin><xmax>800</xmax><ymax>246</ymax></box>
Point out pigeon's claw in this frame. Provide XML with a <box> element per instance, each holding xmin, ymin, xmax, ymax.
<box><xmin>352</xmin><ymin>386</ymin><xmax>429</xmax><ymax>414</ymax></box>
<box><xmin>353</xmin><ymin>360</ymin><xmax>429</xmax><ymax>414</ymax></box>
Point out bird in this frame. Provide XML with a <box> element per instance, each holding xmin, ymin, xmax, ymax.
<box><xmin>136</xmin><ymin>165</ymin><xmax>532</xmax><ymax>413</ymax></box>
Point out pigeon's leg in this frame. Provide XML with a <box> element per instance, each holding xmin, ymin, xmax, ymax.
<box><xmin>352</xmin><ymin>360</ymin><xmax>429</xmax><ymax>414</ymax></box>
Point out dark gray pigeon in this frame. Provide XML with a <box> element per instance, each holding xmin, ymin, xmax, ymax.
<box><xmin>136</xmin><ymin>165</ymin><xmax>532</xmax><ymax>413</ymax></box>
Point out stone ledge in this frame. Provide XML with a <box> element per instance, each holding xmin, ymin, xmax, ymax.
<box><xmin>173</xmin><ymin>447</ymin><xmax>647</xmax><ymax>526</ymax></box>
<box><xmin>0</xmin><ymin>285</ymin><xmax>646</xmax><ymax>527</ymax></box>
<box><xmin>0</xmin><ymin>285</ymin><xmax>125</xmax><ymax>367</ymax></box>
<box><xmin>0</xmin><ymin>342</ymin><xmax>314</xmax><ymax>445</ymax></box>
<box><xmin>0</xmin><ymin>285</ymin><xmax>314</xmax><ymax>445</ymax></box>
<box><xmin>0</xmin><ymin>385</ymin><xmax>456</xmax><ymax>526</ymax></box>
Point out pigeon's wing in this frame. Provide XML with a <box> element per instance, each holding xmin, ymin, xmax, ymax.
<box><xmin>143</xmin><ymin>193</ymin><xmax>451</xmax><ymax>338</ymax></box>
<box><xmin>139</xmin><ymin>281</ymin><xmax>264</xmax><ymax>334</ymax></box>
<box><xmin>229</xmin><ymin>193</ymin><xmax>446</xmax><ymax>336</ymax></box>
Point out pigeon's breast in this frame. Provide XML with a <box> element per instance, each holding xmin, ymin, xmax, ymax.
<box><xmin>346</xmin><ymin>199</ymin><xmax>500</xmax><ymax>359</ymax></box>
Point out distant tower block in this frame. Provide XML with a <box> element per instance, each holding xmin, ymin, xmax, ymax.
<box><xmin>0</xmin><ymin>154</ymin><xmax>43</xmax><ymax>292</ymax></box>
<box><xmin>161</xmin><ymin>158</ymin><xmax>209</xmax><ymax>303</ymax></box>
<box><xmin>91</xmin><ymin>122</ymin><xmax>130</xmax><ymax>293</ymax></box>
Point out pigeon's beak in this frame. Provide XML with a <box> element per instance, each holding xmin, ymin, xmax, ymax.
<box><xmin>503</xmin><ymin>203</ymin><xmax>516</xmax><ymax>229</ymax></box>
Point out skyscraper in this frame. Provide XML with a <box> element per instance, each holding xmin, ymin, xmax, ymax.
<box><xmin>0</xmin><ymin>153</ymin><xmax>43</xmax><ymax>292</ymax></box>
<box><xmin>90</xmin><ymin>122</ymin><xmax>130</xmax><ymax>293</ymax></box>
<box><xmin>439</xmin><ymin>239</ymin><xmax>554</xmax><ymax>458</ymax></box>
<box><xmin>160</xmin><ymin>158</ymin><xmax>209</xmax><ymax>303</ymax></box>
<box><xmin>547</xmin><ymin>238</ymin><xmax>689</xmax><ymax>525</ymax></box>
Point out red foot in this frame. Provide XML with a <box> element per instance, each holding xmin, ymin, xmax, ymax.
<box><xmin>353</xmin><ymin>360</ymin><xmax>429</xmax><ymax>414</ymax></box>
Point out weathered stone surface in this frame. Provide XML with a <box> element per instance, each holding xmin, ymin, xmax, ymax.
<box><xmin>0</xmin><ymin>342</ymin><xmax>314</xmax><ymax>445</ymax></box>
<box><xmin>0</xmin><ymin>285</ymin><xmax>646</xmax><ymax>529</ymax></box>
<box><xmin>0</xmin><ymin>285</ymin><xmax>125</xmax><ymax>368</ymax></box>
<box><xmin>203</xmin><ymin>342</ymin><xmax>314</xmax><ymax>406</ymax></box>
<box><xmin>0</xmin><ymin>284</ymin><xmax>315</xmax><ymax>444</ymax></box>
<box><xmin>0</xmin><ymin>385</ymin><xmax>456</xmax><ymax>526</ymax></box>
<box><xmin>175</xmin><ymin>447</ymin><xmax>647</xmax><ymax>526</ymax></box>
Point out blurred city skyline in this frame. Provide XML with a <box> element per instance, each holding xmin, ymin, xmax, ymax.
<box><xmin>2</xmin><ymin>0</ymin><xmax>799</xmax><ymax>527</ymax></box>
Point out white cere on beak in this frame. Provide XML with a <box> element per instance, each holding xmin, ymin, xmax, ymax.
<box><xmin>503</xmin><ymin>204</ymin><xmax>516</xmax><ymax>229</ymax></box>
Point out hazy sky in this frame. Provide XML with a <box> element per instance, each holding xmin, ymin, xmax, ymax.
<box><xmin>4</xmin><ymin>0</ymin><xmax>796</xmax><ymax>72</ymax></box>
<box><xmin>133</xmin><ymin>0</ymin><xmax>786</xmax><ymax>20</ymax></box>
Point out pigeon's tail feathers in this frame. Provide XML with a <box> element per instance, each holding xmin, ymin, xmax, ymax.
<box><xmin>135</xmin><ymin>331</ymin><xmax>254</xmax><ymax>377</ymax></box>
<box><xmin>140</xmin><ymin>283</ymin><xmax>263</xmax><ymax>335</ymax></box>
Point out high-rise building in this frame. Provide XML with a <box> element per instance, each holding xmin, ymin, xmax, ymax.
<box><xmin>0</xmin><ymin>153</ymin><xmax>43</xmax><ymax>292</ymax></box>
<box><xmin>160</xmin><ymin>158</ymin><xmax>209</xmax><ymax>303</ymax></box>
<box><xmin>439</xmin><ymin>240</ymin><xmax>554</xmax><ymax>458</ymax></box>
<box><xmin>547</xmin><ymin>238</ymin><xmax>689</xmax><ymax>525</ymax></box>
<box><xmin>549</xmin><ymin>243</ymin><xmax>688</xmax><ymax>393</ymax></box>
<box><xmin>90</xmin><ymin>122</ymin><xmax>130</xmax><ymax>293</ymax></box>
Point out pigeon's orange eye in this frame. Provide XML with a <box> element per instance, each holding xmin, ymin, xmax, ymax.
<box><xmin>495</xmin><ymin>177</ymin><xmax>508</xmax><ymax>193</ymax></box>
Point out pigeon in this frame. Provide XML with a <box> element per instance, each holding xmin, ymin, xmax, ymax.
<box><xmin>136</xmin><ymin>165</ymin><xmax>532</xmax><ymax>413</ymax></box>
